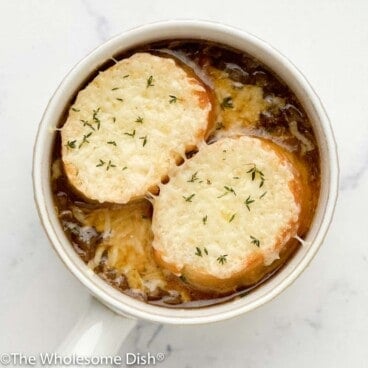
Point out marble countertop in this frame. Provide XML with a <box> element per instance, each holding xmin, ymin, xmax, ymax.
<box><xmin>1</xmin><ymin>0</ymin><xmax>367</xmax><ymax>367</ymax></box>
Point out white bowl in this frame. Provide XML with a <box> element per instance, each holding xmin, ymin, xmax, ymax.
<box><xmin>33</xmin><ymin>20</ymin><xmax>338</xmax><ymax>325</ymax></box>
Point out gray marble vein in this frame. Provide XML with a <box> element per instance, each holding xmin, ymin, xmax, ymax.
<box><xmin>80</xmin><ymin>0</ymin><xmax>111</xmax><ymax>42</ymax></box>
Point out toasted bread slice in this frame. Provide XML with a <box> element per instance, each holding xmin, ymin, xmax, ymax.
<box><xmin>151</xmin><ymin>136</ymin><xmax>303</xmax><ymax>293</ymax></box>
<box><xmin>61</xmin><ymin>52</ymin><xmax>211</xmax><ymax>203</ymax></box>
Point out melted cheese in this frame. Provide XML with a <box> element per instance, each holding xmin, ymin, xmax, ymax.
<box><xmin>83</xmin><ymin>201</ymin><xmax>166</xmax><ymax>293</ymax></box>
<box><xmin>61</xmin><ymin>53</ymin><xmax>211</xmax><ymax>203</ymax></box>
<box><xmin>152</xmin><ymin>136</ymin><xmax>301</xmax><ymax>284</ymax></box>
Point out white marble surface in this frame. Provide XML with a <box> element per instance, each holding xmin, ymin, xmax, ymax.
<box><xmin>1</xmin><ymin>0</ymin><xmax>367</xmax><ymax>366</ymax></box>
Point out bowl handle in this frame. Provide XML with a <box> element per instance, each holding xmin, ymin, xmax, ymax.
<box><xmin>57</xmin><ymin>296</ymin><xmax>137</xmax><ymax>357</ymax></box>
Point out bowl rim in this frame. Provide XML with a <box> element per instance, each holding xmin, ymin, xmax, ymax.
<box><xmin>33</xmin><ymin>19</ymin><xmax>339</xmax><ymax>324</ymax></box>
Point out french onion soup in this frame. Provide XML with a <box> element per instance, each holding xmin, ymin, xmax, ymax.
<box><xmin>51</xmin><ymin>41</ymin><xmax>320</xmax><ymax>308</ymax></box>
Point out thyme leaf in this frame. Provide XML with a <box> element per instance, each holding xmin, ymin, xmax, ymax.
<box><xmin>250</xmin><ymin>235</ymin><xmax>260</xmax><ymax>247</ymax></box>
<box><xmin>124</xmin><ymin>129</ymin><xmax>136</xmax><ymax>138</ymax></box>
<box><xmin>106</xmin><ymin>160</ymin><xmax>116</xmax><ymax>171</ymax></box>
<box><xmin>220</xmin><ymin>96</ymin><xmax>234</xmax><ymax>109</ymax></box>
<box><xmin>217</xmin><ymin>255</ymin><xmax>228</xmax><ymax>265</ymax></box>
<box><xmin>195</xmin><ymin>247</ymin><xmax>202</xmax><ymax>257</ymax></box>
<box><xmin>80</xmin><ymin>120</ymin><xmax>95</xmax><ymax>131</ymax></box>
<box><xmin>215</xmin><ymin>122</ymin><xmax>225</xmax><ymax>130</ymax></box>
<box><xmin>187</xmin><ymin>171</ymin><xmax>199</xmax><ymax>183</ymax></box>
<box><xmin>139</xmin><ymin>135</ymin><xmax>147</xmax><ymax>147</ymax></box>
<box><xmin>179</xmin><ymin>275</ymin><xmax>187</xmax><ymax>282</ymax></box>
<box><xmin>246</xmin><ymin>164</ymin><xmax>265</xmax><ymax>187</ymax></box>
<box><xmin>244</xmin><ymin>195</ymin><xmax>255</xmax><ymax>211</ymax></box>
<box><xmin>66</xmin><ymin>140</ymin><xmax>76</xmax><ymax>149</ymax></box>
<box><xmin>79</xmin><ymin>132</ymin><xmax>92</xmax><ymax>148</ymax></box>
<box><xmin>169</xmin><ymin>95</ymin><xmax>178</xmax><ymax>103</ymax></box>
<box><xmin>183</xmin><ymin>193</ymin><xmax>195</xmax><ymax>202</ymax></box>
<box><xmin>96</xmin><ymin>159</ymin><xmax>105</xmax><ymax>167</ymax></box>
<box><xmin>92</xmin><ymin>108</ymin><xmax>101</xmax><ymax>130</ymax></box>
<box><xmin>218</xmin><ymin>185</ymin><xmax>236</xmax><ymax>198</ymax></box>
<box><xmin>146</xmin><ymin>75</ymin><xmax>154</xmax><ymax>88</ymax></box>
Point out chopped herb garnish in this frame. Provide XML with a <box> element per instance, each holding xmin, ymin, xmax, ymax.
<box><xmin>123</xmin><ymin>74</ymin><xmax>129</xmax><ymax>78</ymax></box>
<box><xmin>135</xmin><ymin>116</ymin><xmax>144</xmax><ymax>124</ymax></box>
<box><xmin>107</xmin><ymin>141</ymin><xmax>117</xmax><ymax>146</ymax></box>
<box><xmin>246</xmin><ymin>164</ymin><xmax>265</xmax><ymax>187</ymax></box>
<box><xmin>179</xmin><ymin>275</ymin><xmax>187</xmax><ymax>282</ymax></box>
<box><xmin>220</xmin><ymin>96</ymin><xmax>234</xmax><ymax>109</ymax></box>
<box><xmin>188</xmin><ymin>171</ymin><xmax>199</xmax><ymax>183</ymax></box>
<box><xmin>106</xmin><ymin>160</ymin><xmax>116</xmax><ymax>170</ymax></box>
<box><xmin>250</xmin><ymin>235</ymin><xmax>260</xmax><ymax>247</ymax></box>
<box><xmin>116</xmin><ymin>98</ymin><xmax>123</xmax><ymax>102</ymax></box>
<box><xmin>218</xmin><ymin>185</ymin><xmax>236</xmax><ymax>198</ymax></box>
<box><xmin>260</xmin><ymin>191</ymin><xmax>267</xmax><ymax>199</ymax></box>
<box><xmin>112</xmin><ymin>117</ymin><xmax>116</xmax><ymax>123</ymax></box>
<box><xmin>92</xmin><ymin>108</ymin><xmax>101</xmax><ymax>130</ymax></box>
<box><xmin>224</xmin><ymin>186</ymin><xmax>236</xmax><ymax>195</ymax></box>
<box><xmin>122</xmin><ymin>166</ymin><xmax>128</xmax><ymax>171</ymax></box>
<box><xmin>169</xmin><ymin>95</ymin><xmax>178</xmax><ymax>103</ymax></box>
<box><xmin>66</xmin><ymin>140</ymin><xmax>76</xmax><ymax>149</ymax></box>
<box><xmin>111</xmin><ymin>87</ymin><xmax>120</xmax><ymax>91</ymax></box>
<box><xmin>80</xmin><ymin>120</ymin><xmax>95</xmax><ymax>131</ymax></box>
<box><xmin>233</xmin><ymin>176</ymin><xmax>240</xmax><ymax>179</ymax></box>
<box><xmin>215</xmin><ymin>122</ymin><xmax>225</xmax><ymax>130</ymax></box>
<box><xmin>202</xmin><ymin>215</ymin><xmax>208</xmax><ymax>225</ymax></box>
<box><xmin>195</xmin><ymin>247</ymin><xmax>202</xmax><ymax>257</ymax></box>
<box><xmin>195</xmin><ymin>247</ymin><xmax>208</xmax><ymax>257</ymax></box>
<box><xmin>244</xmin><ymin>195</ymin><xmax>255</xmax><ymax>211</ymax></box>
<box><xmin>79</xmin><ymin>132</ymin><xmax>92</xmax><ymax>148</ymax></box>
<box><xmin>96</xmin><ymin>159</ymin><xmax>105</xmax><ymax>167</ymax></box>
<box><xmin>71</xmin><ymin>107</ymin><xmax>80</xmax><ymax>112</ymax></box>
<box><xmin>183</xmin><ymin>193</ymin><xmax>195</xmax><ymax>202</ymax></box>
<box><xmin>217</xmin><ymin>255</ymin><xmax>228</xmax><ymax>265</ymax></box>
<box><xmin>229</xmin><ymin>213</ymin><xmax>236</xmax><ymax>222</ymax></box>
<box><xmin>124</xmin><ymin>129</ymin><xmax>136</xmax><ymax>138</ymax></box>
<box><xmin>139</xmin><ymin>135</ymin><xmax>147</xmax><ymax>147</ymax></box>
<box><xmin>146</xmin><ymin>75</ymin><xmax>154</xmax><ymax>88</ymax></box>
